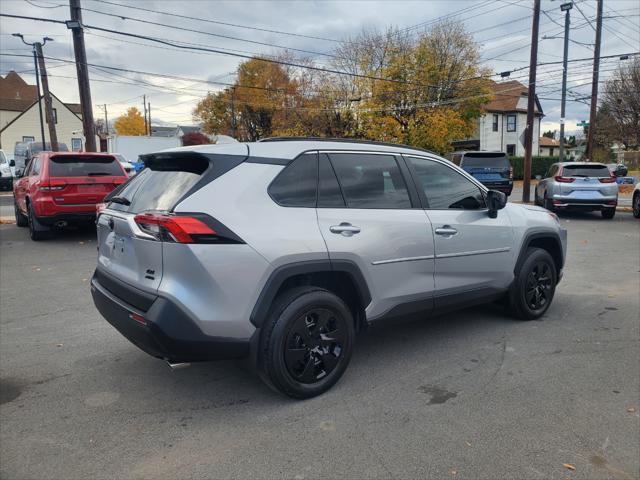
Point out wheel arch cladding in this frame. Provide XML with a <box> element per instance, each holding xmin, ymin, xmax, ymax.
<box><xmin>250</xmin><ymin>260</ymin><xmax>371</xmax><ymax>331</ymax></box>
<box><xmin>515</xmin><ymin>231</ymin><xmax>564</xmax><ymax>276</ymax></box>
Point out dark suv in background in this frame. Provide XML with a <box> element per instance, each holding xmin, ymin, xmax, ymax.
<box><xmin>448</xmin><ymin>151</ymin><xmax>513</xmax><ymax>196</ymax></box>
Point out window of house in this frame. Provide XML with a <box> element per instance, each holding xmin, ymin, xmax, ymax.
<box><xmin>328</xmin><ymin>153</ymin><xmax>411</xmax><ymax>209</ymax></box>
<box><xmin>492</xmin><ymin>114</ymin><xmax>499</xmax><ymax>132</ymax></box>
<box><xmin>407</xmin><ymin>157</ymin><xmax>486</xmax><ymax>210</ymax></box>
<box><xmin>268</xmin><ymin>153</ymin><xmax>318</xmax><ymax>207</ymax></box>
<box><xmin>506</xmin><ymin>144</ymin><xmax>516</xmax><ymax>156</ymax></box>
<box><xmin>506</xmin><ymin>114</ymin><xmax>516</xmax><ymax>132</ymax></box>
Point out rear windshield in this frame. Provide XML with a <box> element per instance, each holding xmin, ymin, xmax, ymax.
<box><xmin>562</xmin><ymin>164</ymin><xmax>610</xmax><ymax>177</ymax></box>
<box><xmin>107</xmin><ymin>155</ymin><xmax>209</xmax><ymax>213</ymax></box>
<box><xmin>30</xmin><ymin>142</ymin><xmax>69</xmax><ymax>154</ymax></box>
<box><xmin>49</xmin><ymin>155</ymin><xmax>124</xmax><ymax>177</ymax></box>
<box><xmin>460</xmin><ymin>153</ymin><xmax>510</xmax><ymax>168</ymax></box>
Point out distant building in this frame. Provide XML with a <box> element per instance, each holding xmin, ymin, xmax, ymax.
<box><xmin>451</xmin><ymin>80</ymin><xmax>544</xmax><ymax>156</ymax></box>
<box><xmin>539</xmin><ymin>136</ymin><xmax>560</xmax><ymax>157</ymax></box>
<box><xmin>0</xmin><ymin>71</ymin><xmax>86</xmax><ymax>152</ymax></box>
<box><xmin>150</xmin><ymin>124</ymin><xmax>208</xmax><ymax>140</ymax></box>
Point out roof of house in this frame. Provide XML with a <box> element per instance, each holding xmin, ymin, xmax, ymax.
<box><xmin>539</xmin><ymin>136</ymin><xmax>559</xmax><ymax>147</ymax></box>
<box><xmin>484</xmin><ymin>80</ymin><xmax>543</xmax><ymax>115</ymax></box>
<box><xmin>0</xmin><ymin>71</ymin><xmax>82</xmax><ymax>114</ymax></box>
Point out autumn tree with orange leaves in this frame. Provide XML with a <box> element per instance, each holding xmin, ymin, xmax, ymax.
<box><xmin>113</xmin><ymin>107</ymin><xmax>146</xmax><ymax>136</ymax></box>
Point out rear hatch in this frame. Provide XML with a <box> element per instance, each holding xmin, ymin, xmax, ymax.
<box><xmin>460</xmin><ymin>153</ymin><xmax>512</xmax><ymax>184</ymax></box>
<box><xmin>96</xmin><ymin>147</ymin><xmax>246</xmax><ymax>296</ymax></box>
<box><xmin>558</xmin><ymin>164</ymin><xmax>615</xmax><ymax>197</ymax></box>
<box><xmin>48</xmin><ymin>154</ymin><xmax>127</xmax><ymax>206</ymax></box>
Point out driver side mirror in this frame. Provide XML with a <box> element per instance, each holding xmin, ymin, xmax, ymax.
<box><xmin>9</xmin><ymin>159</ymin><xmax>15</xmax><ymax>167</ymax></box>
<box><xmin>15</xmin><ymin>168</ymin><xmax>24</xmax><ymax>178</ymax></box>
<box><xmin>486</xmin><ymin>190</ymin><xmax>507</xmax><ymax>218</ymax></box>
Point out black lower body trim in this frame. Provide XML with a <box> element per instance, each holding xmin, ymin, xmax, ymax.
<box><xmin>91</xmin><ymin>274</ymin><xmax>249</xmax><ymax>362</ymax></box>
<box><xmin>37</xmin><ymin>212</ymin><xmax>96</xmax><ymax>226</ymax></box>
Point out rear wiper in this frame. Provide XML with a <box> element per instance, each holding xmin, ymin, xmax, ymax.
<box><xmin>88</xmin><ymin>172</ymin><xmax>110</xmax><ymax>176</ymax></box>
<box><xmin>109</xmin><ymin>196</ymin><xmax>131</xmax><ymax>206</ymax></box>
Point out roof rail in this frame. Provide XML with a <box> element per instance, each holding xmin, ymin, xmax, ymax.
<box><xmin>257</xmin><ymin>136</ymin><xmax>437</xmax><ymax>156</ymax></box>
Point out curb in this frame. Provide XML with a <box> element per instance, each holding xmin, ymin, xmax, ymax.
<box><xmin>0</xmin><ymin>216</ymin><xmax>15</xmax><ymax>224</ymax></box>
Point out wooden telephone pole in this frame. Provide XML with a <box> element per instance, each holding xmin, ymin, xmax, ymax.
<box><xmin>522</xmin><ymin>0</ymin><xmax>541</xmax><ymax>203</ymax></box>
<box><xmin>586</xmin><ymin>0</ymin><xmax>603</xmax><ymax>160</ymax></box>
<box><xmin>34</xmin><ymin>41</ymin><xmax>58</xmax><ymax>152</ymax></box>
<box><xmin>69</xmin><ymin>0</ymin><xmax>96</xmax><ymax>151</ymax></box>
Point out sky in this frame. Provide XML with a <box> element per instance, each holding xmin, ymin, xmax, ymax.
<box><xmin>1</xmin><ymin>0</ymin><xmax>639</xmax><ymax>136</ymax></box>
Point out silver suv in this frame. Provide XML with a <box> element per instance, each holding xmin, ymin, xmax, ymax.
<box><xmin>535</xmin><ymin>162</ymin><xmax>618</xmax><ymax>219</ymax></box>
<box><xmin>91</xmin><ymin>139</ymin><xmax>567</xmax><ymax>398</ymax></box>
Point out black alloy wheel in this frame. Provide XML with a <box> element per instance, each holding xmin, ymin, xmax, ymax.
<box><xmin>284</xmin><ymin>308</ymin><xmax>346</xmax><ymax>384</ymax></box>
<box><xmin>524</xmin><ymin>261</ymin><xmax>553</xmax><ymax>311</ymax></box>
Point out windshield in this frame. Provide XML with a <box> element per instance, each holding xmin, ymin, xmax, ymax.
<box><xmin>461</xmin><ymin>153</ymin><xmax>510</xmax><ymax>168</ymax></box>
<box><xmin>30</xmin><ymin>143</ymin><xmax>69</xmax><ymax>154</ymax></box>
<box><xmin>49</xmin><ymin>155</ymin><xmax>124</xmax><ymax>177</ymax></box>
<box><xmin>562</xmin><ymin>164</ymin><xmax>611</xmax><ymax>177</ymax></box>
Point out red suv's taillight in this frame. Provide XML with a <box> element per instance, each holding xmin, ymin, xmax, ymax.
<box><xmin>133</xmin><ymin>213</ymin><xmax>243</xmax><ymax>244</ymax></box>
<box><xmin>39</xmin><ymin>179</ymin><xmax>67</xmax><ymax>191</ymax></box>
<box><xmin>599</xmin><ymin>176</ymin><xmax>616</xmax><ymax>183</ymax></box>
<box><xmin>554</xmin><ymin>176</ymin><xmax>575</xmax><ymax>183</ymax></box>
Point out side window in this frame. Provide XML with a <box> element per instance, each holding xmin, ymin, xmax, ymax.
<box><xmin>407</xmin><ymin>157</ymin><xmax>486</xmax><ymax>210</ymax></box>
<box><xmin>318</xmin><ymin>154</ymin><xmax>345</xmax><ymax>207</ymax></box>
<box><xmin>506</xmin><ymin>144</ymin><xmax>516</xmax><ymax>156</ymax></box>
<box><xmin>492</xmin><ymin>114</ymin><xmax>499</xmax><ymax>132</ymax></box>
<box><xmin>23</xmin><ymin>159</ymin><xmax>33</xmax><ymax>176</ymax></box>
<box><xmin>31</xmin><ymin>158</ymin><xmax>41</xmax><ymax>176</ymax></box>
<box><xmin>506</xmin><ymin>115</ymin><xmax>516</xmax><ymax>132</ymax></box>
<box><xmin>328</xmin><ymin>153</ymin><xmax>411</xmax><ymax>209</ymax></box>
<box><xmin>268</xmin><ymin>153</ymin><xmax>318</xmax><ymax>207</ymax></box>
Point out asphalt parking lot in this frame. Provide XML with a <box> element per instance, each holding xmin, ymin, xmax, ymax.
<box><xmin>0</xmin><ymin>211</ymin><xmax>638</xmax><ymax>480</ymax></box>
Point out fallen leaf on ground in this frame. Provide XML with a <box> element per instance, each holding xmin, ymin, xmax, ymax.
<box><xmin>449</xmin><ymin>470</ymin><xmax>457</xmax><ymax>476</ymax></box>
<box><xmin>465</xmin><ymin>441</ymin><xmax>472</xmax><ymax>447</ymax></box>
<box><xmin>56</xmin><ymin>343</ymin><xmax>63</xmax><ymax>347</ymax></box>
<box><xmin>627</xmin><ymin>407</ymin><xmax>636</xmax><ymax>413</ymax></box>
<box><xmin>563</xmin><ymin>464</ymin><xmax>576</xmax><ymax>471</ymax></box>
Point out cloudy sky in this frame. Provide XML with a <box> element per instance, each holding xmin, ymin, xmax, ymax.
<box><xmin>1</xmin><ymin>0</ymin><xmax>638</xmax><ymax>135</ymax></box>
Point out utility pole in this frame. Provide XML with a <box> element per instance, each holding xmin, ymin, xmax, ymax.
<box><xmin>103</xmin><ymin>103</ymin><xmax>108</xmax><ymax>135</ymax></box>
<box><xmin>12</xmin><ymin>33</ymin><xmax>46</xmax><ymax>151</ymax></box>
<box><xmin>143</xmin><ymin>95</ymin><xmax>148</xmax><ymax>135</ymax></box>
<box><xmin>522</xmin><ymin>0</ymin><xmax>541</xmax><ymax>203</ymax></box>
<box><xmin>147</xmin><ymin>102</ymin><xmax>151</xmax><ymax>135</ymax></box>
<box><xmin>231</xmin><ymin>86</ymin><xmax>236</xmax><ymax>138</ymax></box>
<box><xmin>559</xmin><ymin>2</ymin><xmax>573</xmax><ymax>163</ymax></box>
<box><xmin>34</xmin><ymin>40</ymin><xmax>58</xmax><ymax>152</ymax></box>
<box><xmin>586</xmin><ymin>0</ymin><xmax>603</xmax><ymax>161</ymax></box>
<box><xmin>68</xmin><ymin>0</ymin><xmax>97</xmax><ymax>151</ymax></box>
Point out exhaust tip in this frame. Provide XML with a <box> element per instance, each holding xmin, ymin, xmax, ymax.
<box><xmin>166</xmin><ymin>360</ymin><xmax>191</xmax><ymax>371</ymax></box>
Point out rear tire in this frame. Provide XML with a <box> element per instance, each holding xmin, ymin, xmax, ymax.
<box><xmin>543</xmin><ymin>197</ymin><xmax>554</xmax><ymax>212</ymax></box>
<box><xmin>14</xmin><ymin>201</ymin><xmax>27</xmax><ymax>227</ymax></box>
<box><xmin>509</xmin><ymin>247</ymin><xmax>557</xmax><ymax>320</ymax></box>
<box><xmin>28</xmin><ymin>204</ymin><xmax>49</xmax><ymax>241</ymax></box>
<box><xmin>634</xmin><ymin>192</ymin><xmax>640</xmax><ymax>219</ymax></box>
<box><xmin>601</xmin><ymin>208</ymin><xmax>615</xmax><ymax>219</ymax></box>
<box><xmin>258</xmin><ymin>286</ymin><xmax>354</xmax><ymax>399</ymax></box>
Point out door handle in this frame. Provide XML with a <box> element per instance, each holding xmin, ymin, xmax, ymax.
<box><xmin>435</xmin><ymin>226</ymin><xmax>458</xmax><ymax>237</ymax></box>
<box><xmin>330</xmin><ymin>222</ymin><xmax>361</xmax><ymax>237</ymax></box>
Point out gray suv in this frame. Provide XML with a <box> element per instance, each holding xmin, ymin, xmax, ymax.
<box><xmin>91</xmin><ymin>138</ymin><xmax>567</xmax><ymax>398</ymax></box>
<box><xmin>535</xmin><ymin>162</ymin><xmax>618</xmax><ymax>218</ymax></box>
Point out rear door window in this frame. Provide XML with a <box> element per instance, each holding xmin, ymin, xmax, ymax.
<box><xmin>328</xmin><ymin>153</ymin><xmax>411</xmax><ymax>209</ymax></box>
<box><xmin>108</xmin><ymin>155</ymin><xmax>210</xmax><ymax>213</ymax></box>
<box><xmin>49</xmin><ymin>155</ymin><xmax>124</xmax><ymax>177</ymax></box>
<box><xmin>461</xmin><ymin>153</ymin><xmax>510</xmax><ymax>168</ymax></box>
<box><xmin>562</xmin><ymin>164</ymin><xmax>610</xmax><ymax>177</ymax></box>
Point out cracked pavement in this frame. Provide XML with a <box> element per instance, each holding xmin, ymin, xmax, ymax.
<box><xmin>1</xmin><ymin>211</ymin><xmax>639</xmax><ymax>479</ymax></box>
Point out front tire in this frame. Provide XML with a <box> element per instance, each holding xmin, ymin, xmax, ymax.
<box><xmin>509</xmin><ymin>248</ymin><xmax>557</xmax><ymax>320</ymax></box>
<box><xmin>633</xmin><ymin>193</ymin><xmax>640</xmax><ymax>219</ymax></box>
<box><xmin>259</xmin><ymin>287</ymin><xmax>354</xmax><ymax>399</ymax></box>
<box><xmin>601</xmin><ymin>208</ymin><xmax>615</xmax><ymax>219</ymax></box>
<box><xmin>543</xmin><ymin>196</ymin><xmax>555</xmax><ymax>212</ymax></box>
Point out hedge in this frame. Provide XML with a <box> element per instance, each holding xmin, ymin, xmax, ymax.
<box><xmin>509</xmin><ymin>156</ymin><xmax>559</xmax><ymax>180</ymax></box>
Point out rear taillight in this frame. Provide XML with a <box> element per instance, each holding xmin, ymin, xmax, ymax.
<box><xmin>509</xmin><ymin>166</ymin><xmax>513</xmax><ymax>179</ymax></box>
<box><xmin>39</xmin><ymin>179</ymin><xmax>67</xmax><ymax>191</ymax></box>
<box><xmin>133</xmin><ymin>213</ymin><xmax>243</xmax><ymax>244</ymax></box>
<box><xmin>113</xmin><ymin>178</ymin><xmax>127</xmax><ymax>186</ymax></box>
<box><xmin>599</xmin><ymin>176</ymin><xmax>616</xmax><ymax>183</ymax></box>
<box><xmin>554</xmin><ymin>176</ymin><xmax>575</xmax><ymax>183</ymax></box>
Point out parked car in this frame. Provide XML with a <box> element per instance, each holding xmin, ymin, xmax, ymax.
<box><xmin>606</xmin><ymin>163</ymin><xmax>628</xmax><ymax>177</ymax></box>
<box><xmin>447</xmin><ymin>151</ymin><xmax>513</xmax><ymax>196</ymax></box>
<box><xmin>13</xmin><ymin>142</ymin><xmax>28</xmax><ymax>172</ymax></box>
<box><xmin>633</xmin><ymin>182</ymin><xmax>640</xmax><ymax>219</ymax></box>
<box><xmin>112</xmin><ymin>153</ymin><xmax>135</xmax><ymax>177</ymax></box>
<box><xmin>0</xmin><ymin>149</ymin><xmax>13</xmax><ymax>190</ymax></box>
<box><xmin>91</xmin><ymin>138</ymin><xmax>567</xmax><ymax>399</ymax></box>
<box><xmin>13</xmin><ymin>152</ymin><xmax>127</xmax><ymax>240</ymax></box>
<box><xmin>535</xmin><ymin>162</ymin><xmax>618</xmax><ymax>219</ymax></box>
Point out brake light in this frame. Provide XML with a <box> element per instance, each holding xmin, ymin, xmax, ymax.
<box><xmin>554</xmin><ymin>176</ymin><xmax>575</xmax><ymax>183</ymax></box>
<box><xmin>39</xmin><ymin>179</ymin><xmax>67</xmax><ymax>191</ymax></box>
<box><xmin>599</xmin><ymin>176</ymin><xmax>616</xmax><ymax>183</ymax></box>
<box><xmin>509</xmin><ymin>166</ymin><xmax>513</xmax><ymax>179</ymax></box>
<box><xmin>113</xmin><ymin>178</ymin><xmax>126</xmax><ymax>185</ymax></box>
<box><xmin>134</xmin><ymin>213</ymin><xmax>216</xmax><ymax>243</ymax></box>
<box><xmin>129</xmin><ymin>312</ymin><xmax>147</xmax><ymax>325</ymax></box>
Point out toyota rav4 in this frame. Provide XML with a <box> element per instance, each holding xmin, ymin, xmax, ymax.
<box><xmin>91</xmin><ymin>138</ymin><xmax>567</xmax><ymax>399</ymax></box>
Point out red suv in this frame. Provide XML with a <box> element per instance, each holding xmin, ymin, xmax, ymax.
<box><xmin>13</xmin><ymin>152</ymin><xmax>127</xmax><ymax>240</ymax></box>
